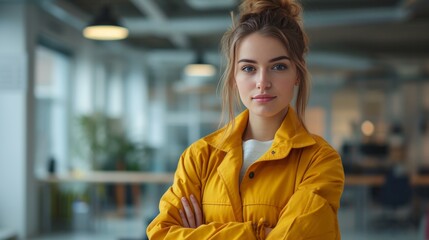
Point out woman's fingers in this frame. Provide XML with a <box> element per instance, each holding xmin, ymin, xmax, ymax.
<box><xmin>179</xmin><ymin>195</ymin><xmax>203</xmax><ymax>228</ymax></box>
<box><xmin>179</xmin><ymin>209</ymin><xmax>190</xmax><ymax>228</ymax></box>
<box><xmin>181</xmin><ymin>197</ymin><xmax>196</xmax><ymax>228</ymax></box>
<box><xmin>190</xmin><ymin>194</ymin><xmax>203</xmax><ymax>226</ymax></box>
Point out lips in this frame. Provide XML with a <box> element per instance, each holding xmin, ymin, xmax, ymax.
<box><xmin>252</xmin><ymin>94</ymin><xmax>277</xmax><ymax>102</ymax></box>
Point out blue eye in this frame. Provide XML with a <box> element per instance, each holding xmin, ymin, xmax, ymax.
<box><xmin>242</xmin><ymin>66</ymin><xmax>255</xmax><ymax>72</ymax></box>
<box><xmin>272</xmin><ymin>64</ymin><xmax>287</xmax><ymax>71</ymax></box>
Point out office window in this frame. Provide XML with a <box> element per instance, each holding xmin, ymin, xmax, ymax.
<box><xmin>34</xmin><ymin>45</ymin><xmax>71</xmax><ymax>177</ymax></box>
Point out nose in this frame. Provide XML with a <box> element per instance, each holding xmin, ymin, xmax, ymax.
<box><xmin>256</xmin><ymin>71</ymin><xmax>271</xmax><ymax>90</ymax></box>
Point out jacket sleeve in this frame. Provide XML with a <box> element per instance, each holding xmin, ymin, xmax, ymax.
<box><xmin>146</xmin><ymin>144</ymin><xmax>258</xmax><ymax>240</ymax></box>
<box><xmin>266</xmin><ymin>142</ymin><xmax>345</xmax><ymax>240</ymax></box>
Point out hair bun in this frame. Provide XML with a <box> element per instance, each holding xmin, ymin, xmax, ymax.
<box><xmin>239</xmin><ymin>0</ymin><xmax>302</xmax><ymax>21</ymax></box>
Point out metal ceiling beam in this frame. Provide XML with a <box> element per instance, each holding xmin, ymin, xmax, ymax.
<box><xmin>40</xmin><ymin>0</ymin><xmax>88</xmax><ymax>30</ymax></box>
<box><xmin>42</xmin><ymin>0</ymin><xmax>412</xmax><ymax>39</ymax></box>
<box><xmin>304</xmin><ymin>7</ymin><xmax>409</xmax><ymax>28</ymax></box>
<box><xmin>131</xmin><ymin>0</ymin><xmax>190</xmax><ymax>48</ymax></box>
<box><xmin>185</xmin><ymin>0</ymin><xmax>236</xmax><ymax>10</ymax></box>
<box><xmin>124</xmin><ymin>6</ymin><xmax>410</xmax><ymax>36</ymax></box>
<box><xmin>124</xmin><ymin>16</ymin><xmax>232</xmax><ymax>36</ymax></box>
<box><xmin>307</xmin><ymin>52</ymin><xmax>372</xmax><ymax>71</ymax></box>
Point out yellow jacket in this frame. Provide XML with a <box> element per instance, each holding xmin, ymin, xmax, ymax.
<box><xmin>147</xmin><ymin>107</ymin><xmax>344</xmax><ymax>239</ymax></box>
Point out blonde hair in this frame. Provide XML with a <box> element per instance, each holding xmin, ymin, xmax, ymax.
<box><xmin>219</xmin><ymin>0</ymin><xmax>310</xmax><ymax>137</ymax></box>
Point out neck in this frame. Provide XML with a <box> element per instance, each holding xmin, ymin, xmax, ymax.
<box><xmin>243</xmin><ymin>108</ymin><xmax>288</xmax><ymax>141</ymax></box>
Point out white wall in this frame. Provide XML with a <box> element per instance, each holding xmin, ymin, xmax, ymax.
<box><xmin>0</xmin><ymin>3</ymin><xmax>37</xmax><ymax>238</ymax></box>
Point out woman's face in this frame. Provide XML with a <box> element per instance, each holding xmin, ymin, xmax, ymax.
<box><xmin>234</xmin><ymin>32</ymin><xmax>298</xmax><ymax>120</ymax></box>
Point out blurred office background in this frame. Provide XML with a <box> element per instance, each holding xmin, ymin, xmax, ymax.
<box><xmin>1</xmin><ymin>0</ymin><xmax>429</xmax><ymax>239</ymax></box>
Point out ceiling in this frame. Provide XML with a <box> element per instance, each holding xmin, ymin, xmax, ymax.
<box><xmin>39</xmin><ymin>0</ymin><xmax>429</xmax><ymax>82</ymax></box>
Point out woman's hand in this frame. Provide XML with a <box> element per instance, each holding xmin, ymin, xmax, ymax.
<box><xmin>265</xmin><ymin>227</ymin><xmax>273</xmax><ymax>237</ymax></box>
<box><xmin>179</xmin><ymin>194</ymin><xmax>203</xmax><ymax>228</ymax></box>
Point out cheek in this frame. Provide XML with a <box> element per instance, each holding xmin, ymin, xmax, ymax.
<box><xmin>236</xmin><ymin>79</ymin><xmax>253</xmax><ymax>93</ymax></box>
<box><xmin>276</xmin><ymin>79</ymin><xmax>296</xmax><ymax>97</ymax></box>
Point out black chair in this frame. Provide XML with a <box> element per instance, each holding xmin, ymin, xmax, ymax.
<box><xmin>415</xmin><ymin>167</ymin><xmax>429</xmax><ymax>200</ymax></box>
<box><xmin>372</xmin><ymin>168</ymin><xmax>414</xmax><ymax>230</ymax></box>
<box><xmin>412</xmin><ymin>167</ymin><xmax>429</xmax><ymax>227</ymax></box>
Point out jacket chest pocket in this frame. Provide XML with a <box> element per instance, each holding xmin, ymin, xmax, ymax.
<box><xmin>202</xmin><ymin>175</ymin><xmax>235</xmax><ymax>223</ymax></box>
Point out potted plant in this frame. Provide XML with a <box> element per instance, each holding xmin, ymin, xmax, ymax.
<box><xmin>73</xmin><ymin>113</ymin><xmax>153</xmax><ymax>216</ymax></box>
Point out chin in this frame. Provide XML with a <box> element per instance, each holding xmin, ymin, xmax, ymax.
<box><xmin>251</xmin><ymin>110</ymin><xmax>282</xmax><ymax>118</ymax></box>
<box><xmin>249</xmin><ymin>106</ymin><xmax>288</xmax><ymax>119</ymax></box>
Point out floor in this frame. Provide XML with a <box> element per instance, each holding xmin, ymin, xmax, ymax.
<box><xmin>28</xmin><ymin>207</ymin><xmax>424</xmax><ymax>240</ymax></box>
<box><xmin>28</xmin><ymin>186</ymin><xmax>426</xmax><ymax>240</ymax></box>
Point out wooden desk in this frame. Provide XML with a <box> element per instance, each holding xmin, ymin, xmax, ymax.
<box><xmin>345</xmin><ymin>174</ymin><xmax>385</xmax><ymax>186</ymax></box>
<box><xmin>38</xmin><ymin>171</ymin><xmax>175</xmax><ymax>233</ymax></box>
<box><xmin>344</xmin><ymin>174</ymin><xmax>386</xmax><ymax>232</ymax></box>
<box><xmin>344</xmin><ymin>174</ymin><xmax>429</xmax><ymax>232</ymax></box>
<box><xmin>345</xmin><ymin>174</ymin><xmax>429</xmax><ymax>186</ymax></box>
<box><xmin>39</xmin><ymin>171</ymin><xmax>175</xmax><ymax>184</ymax></box>
<box><xmin>411</xmin><ymin>175</ymin><xmax>429</xmax><ymax>186</ymax></box>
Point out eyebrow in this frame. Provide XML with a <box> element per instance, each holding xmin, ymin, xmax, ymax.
<box><xmin>237</xmin><ymin>55</ymin><xmax>291</xmax><ymax>64</ymax></box>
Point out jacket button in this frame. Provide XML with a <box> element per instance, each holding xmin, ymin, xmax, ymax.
<box><xmin>271</xmin><ymin>150</ymin><xmax>276</xmax><ymax>155</ymax></box>
<box><xmin>249</xmin><ymin>172</ymin><xmax>255</xmax><ymax>179</ymax></box>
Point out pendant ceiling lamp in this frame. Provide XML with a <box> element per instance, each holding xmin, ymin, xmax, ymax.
<box><xmin>83</xmin><ymin>5</ymin><xmax>129</xmax><ymax>41</ymax></box>
<box><xmin>184</xmin><ymin>52</ymin><xmax>216</xmax><ymax>77</ymax></box>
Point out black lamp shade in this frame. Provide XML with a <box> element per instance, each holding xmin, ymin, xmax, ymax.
<box><xmin>83</xmin><ymin>5</ymin><xmax>129</xmax><ymax>40</ymax></box>
<box><xmin>88</xmin><ymin>6</ymin><xmax>122</xmax><ymax>27</ymax></box>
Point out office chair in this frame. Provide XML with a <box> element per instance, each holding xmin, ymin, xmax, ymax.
<box><xmin>373</xmin><ymin>167</ymin><xmax>413</xmax><ymax>230</ymax></box>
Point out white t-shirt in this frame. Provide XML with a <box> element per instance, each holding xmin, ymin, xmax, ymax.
<box><xmin>240</xmin><ymin>139</ymin><xmax>273</xmax><ymax>182</ymax></box>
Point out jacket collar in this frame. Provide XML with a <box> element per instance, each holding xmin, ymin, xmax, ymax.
<box><xmin>206</xmin><ymin>107</ymin><xmax>316</xmax><ymax>221</ymax></box>
<box><xmin>203</xmin><ymin>106</ymin><xmax>316</xmax><ymax>154</ymax></box>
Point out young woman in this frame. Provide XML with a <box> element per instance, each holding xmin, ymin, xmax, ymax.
<box><xmin>147</xmin><ymin>0</ymin><xmax>344</xmax><ymax>239</ymax></box>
